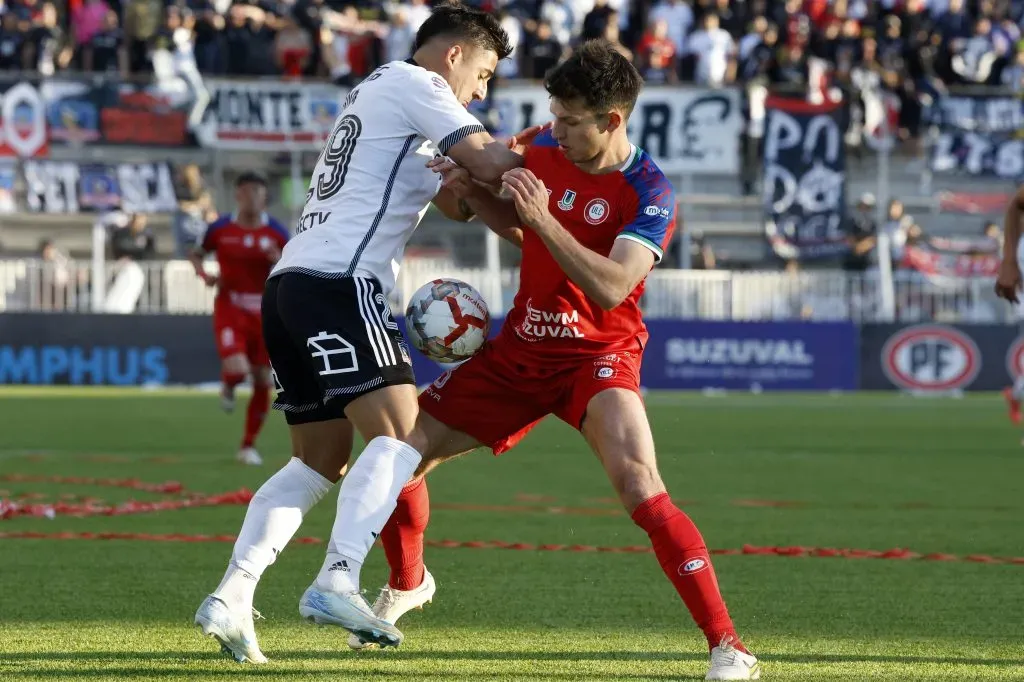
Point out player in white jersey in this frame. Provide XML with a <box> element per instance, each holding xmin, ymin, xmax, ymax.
<box><xmin>193</xmin><ymin>4</ymin><xmax>538</xmax><ymax>662</ymax></box>
<box><xmin>996</xmin><ymin>185</ymin><xmax>1024</xmax><ymax>425</ymax></box>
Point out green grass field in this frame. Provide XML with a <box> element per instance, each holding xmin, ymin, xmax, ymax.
<box><xmin>1</xmin><ymin>389</ymin><xmax>1022</xmax><ymax>681</ymax></box>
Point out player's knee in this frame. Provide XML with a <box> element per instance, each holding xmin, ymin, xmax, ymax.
<box><xmin>222</xmin><ymin>354</ymin><xmax>250</xmax><ymax>376</ymax></box>
<box><xmin>252</xmin><ymin>366</ymin><xmax>273</xmax><ymax>388</ymax></box>
<box><xmin>299</xmin><ymin>447</ymin><xmax>350</xmax><ymax>483</ymax></box>
<box><xmin>608</xmin><ymin>458</ymin><xmax>665</xmax><ymax>513</ymax></box>
<box><xmin>289</xmin><ymin>421</ymin><xmax>354</xmax><ymax>482</ymax></box>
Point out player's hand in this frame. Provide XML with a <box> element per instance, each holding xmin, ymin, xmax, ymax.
<box><xmin>501</xmin><ymin>168</ymin><xmax>550</xmax><ymax>230</ymax></box>
<box><xmin>507</xmin><ymin>122</ymin><xmax>551</xmax><ymax>156</ymax></box>
<box><xmin>202</xmin><ymin>272</ymin><xmax>219</xmax><ymax>288</ymax></box>
<box><xmin>995</xmin><ymin>257</ymin><xmax>1022</xmax><ymax>304</ymax></box>
<box><xmin>427</xmin><ymin>156</ymin><xmax>475</xmax><ymax>199</ymax></box>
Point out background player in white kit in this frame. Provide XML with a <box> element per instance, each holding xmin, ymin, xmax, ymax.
<box><xmin>193</xmin><ymin>4</ymin><xmax>539</xmax><ymax>662</ymax></box>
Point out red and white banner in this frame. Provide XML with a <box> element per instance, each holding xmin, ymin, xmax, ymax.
<box><xmin>0</xmin><ymin>79</ymin><xmax>47</xmax><ymax>158</ymax></box>
<box><xmin>901</xmin><ymin>237</ymin><xmax>1001</xmax><ymax>278</ymax></box>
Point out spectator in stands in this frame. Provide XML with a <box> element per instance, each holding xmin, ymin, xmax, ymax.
<box><xmin>1002</xmin><ymin>43</ymin><xmax>1024</xmax><ymax>91</ymax></box>
<box><xmin>123</xmin><ymin>0</ymin><xmax>163</xmax><ymax>73</ymax></box>
<box><xmin>82</xmin><ymin>10</ymin><xmax>128</xmax><ymax>76</ymax></box>
<box><xmin>844</xmin><ymin>193</ymin><xmax>878</xmax><ymax>272</ymax></box>
<box><xmin>935</xmin><ymin>0</ymin><xmax>972</xmax><ymax>42</ymax></box>
<box><xmin>71</xmin><ymin>0</ymin><xmax>111</xmax><ymax>52</ymax></box>
<box><xmin>110</xmin><ymin>213</ymin><xmax>156</xmax><ymax>262</ymax></box>
<box><xmin>173</xmin><ymin>164</ymin><xmax>215</xmax><ymax>257</ymax></box>
<box><xmin>36</xmin><ymin>238</ymin><xmax>72</xmax><ymax>311</ymax></box>
<box><xmin>0</xmin><ymin>11</ymin><xmax>30</xmax><ymax>70</ymax></box>
<box><xmin>637</xmin><ymin>18</ymin><xmax>677</xmax><ymax>83</ymax></box>
<box><xmin>882</xmin><ymin>198</ymin><xmax>912</xmax><ymax>265</ymax></box>
<box><xmin>104</xmin><ymin>213</ymin><xmax>155</xmax><ymax>314</ymax></box>
<box><xmin>983</xmin><ymin>220</ymin><xmax>1003</xmax><ymax>250</ymax></box>
<box><xmin>321</xmin><ymin>22</ymin><xmax>353</xmax><ymax>85</ymax></box>
<box><xmin>712</xmin><ymin>0</ymin><xmax>747</xmax><ymax>38</ymax></box>
<box><xmin>224</xmin><ymin>3</ymin><xmax>275</xmax><ymax>76</ymax></box>
<box><xmin>602</xmin><ymin>11</ymin><xmax>632</xmax><ymax>60</ymax></box>
<box><xmin>688</xmin><ymin>13</ymin><xmax>737</xmax><ymax>86</ymax></box>
<box><xmin>191</xmin><ymin>1</ymin><xmax>227</xmax><ymax>74</ymax></box>
<box><xmin>27</xmin><ymin>2</ymin><xmax>73</xmax><ymax>75</ymax></box>
<box><xmin>523</xmin><ymin>20</ymin><xmax>564</xmax><ymax>79</ymax></box>
<box><xmin>689</xmin><ymin>230</ymin><xmax>717</xmax><ymax>270</ymax></box>
<box><xmin>383</xmin><ymin>6</ymin><xmax>415</xmax><ymax>63</ymax></box>
<box><xmin>540</xmin><ymin>0</ymin><xmax>574</xmax><ymax>48</ymax></box>
<box><xmin>953</xmin><ymin>17</ymin><xmax>999</xmax><ymax>82</ymax></box>
<box><xmin>582</xmin><ymin>0</ymin><xmax>615</xmax><ymax>42</ymax></box>
<box><xmin>495</xmin><ymin>8</ymin><xmax>523</xmax><ymax>79</ymax></box>
<box><xmin>274</xmin><ymin>10</ymin><xmax>314</xmax><ymax>77</ymax></box>
<box><xmin>649</xmin><ymin>0</ymin><xmax>694</xmax><ymax>64</ymax></box>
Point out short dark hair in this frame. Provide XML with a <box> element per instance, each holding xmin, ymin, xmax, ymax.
<box><xmin>236</xmin><ymin>171</ymin><xmax>268</xmax><ymax>188</ymax></box>
<box><xmin>413</xmin><ymin>2</ymin><xmax>513</xmax><ymax>61</ymax></box>
<box><xmin>544</xmin><ymin>41</ymin><xmax>643</xmax><ymax>116</ymax></box>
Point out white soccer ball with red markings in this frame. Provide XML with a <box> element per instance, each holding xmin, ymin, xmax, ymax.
<box><xmin>405</xmin><ymin>278</ymin><xmax>490</xmax><ymax>363</ymax></box>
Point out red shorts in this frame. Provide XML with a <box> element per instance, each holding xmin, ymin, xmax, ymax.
<box><xmin>213</xmin><ymin>299</ymin><xmax>268</xmax><ymax>366</ymax></box>
<box><xmin>419</xmin><ymin>334</ymin><xmax>642</xmax><ymax>454</ymax></box>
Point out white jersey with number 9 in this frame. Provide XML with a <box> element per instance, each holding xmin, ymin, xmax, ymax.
<box><xmin>273</xmin><ymin>60</ymin><xmax>485</xmax><ymax>295</ymax></box>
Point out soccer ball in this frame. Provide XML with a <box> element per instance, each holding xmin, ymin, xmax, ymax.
<box><xmin>405</xmin><ymin>278</ymin><xmax>490</xmax><ymax>363</ymax></box>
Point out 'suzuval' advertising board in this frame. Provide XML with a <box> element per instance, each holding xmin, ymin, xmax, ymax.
<box><xmin>195</xmin><ymin>79</ymin><xmax>342</xmax><ymax>150</ymax></box>
<box><xmin>640</xmin><ymin>320</ymin><xmax>859</xmax><ymax>391</ymax></box>
<box><xmin>492</xmin><ymin>85</ymin><xmax>742</xmax><ymax>175</ymax></box>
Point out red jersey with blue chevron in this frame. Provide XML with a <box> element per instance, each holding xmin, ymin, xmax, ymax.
<box><xmin>201</xmin><ymin>213</ymin><xmax>290</xmax><ymax>313</ymax></box>
<box><xmin>502</xmin><ymin>129</ymin><xmax>676</xmax><ymax>364</ymax></box>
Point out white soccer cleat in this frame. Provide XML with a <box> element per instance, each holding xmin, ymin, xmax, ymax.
<box><xmin>298</xmin><ymin>585</ymin><xmax>404</xmax><ymax>648</ymax></box>
<box><xmin>706</xmin><ymin>636</ymin><xmax>761</xmax><ymax>680</ymax></box>
<box><xmin>348</xmin><ymin>568</ymin><xmax>436</xmax><ymax>650</ymax></box>
<box><xmin>236</xmin><ymin>447</ymin><xmax>263</xmax><ymax>466</ymax></box>
<box><xmin>221</xmin><ymin>384</ymin><xmax>236</xmax><ymax>413</ymax></box>
<box><xmin>194</xmin><ymin>595</ymin><xmax>269</xmax><ymax>664</ymax></box>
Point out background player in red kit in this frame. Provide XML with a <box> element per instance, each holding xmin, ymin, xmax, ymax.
<box><xmin>190</xmin><ymin>172</ymin><xmax>289</xmax><ymax>466</ymax></box>
<box><xmin>326</xmin><ymin>42</ymin><xmax>761</xmax><ymax>680</ymax></box>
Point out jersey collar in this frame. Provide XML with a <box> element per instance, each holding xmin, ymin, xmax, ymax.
<box><xmin>232</xmin><ymin>211</ymin><xmax>268</xmax><ymax>226</ymax></box>
<box><xmin>620</xmin><ymin>144</ymin><xmax>639</xmax><ymax>174</ymax></box>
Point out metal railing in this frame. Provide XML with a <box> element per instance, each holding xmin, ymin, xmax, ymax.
<box><xmin>0</xmin><ymin>258</ymin><xmax>1011</xmax><ymax>324</ymax></box>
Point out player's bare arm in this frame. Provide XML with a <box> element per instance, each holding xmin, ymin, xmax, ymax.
<box><xmin>502</xmin><ymin>167</ymin><xmax>654</xmax><ymax>310</ymax></box>
<box><xmin>189</xmin><ymin>245</ymin><xmax>218</xmax><ymax>287</ymax></box>
<box><xmin>437</xmin><ymin>122</ymin><xmax>550</xmax><ymax>189</ymax></box>
<box><xmin>995</xmin><ymin>185</ymin><xmax>1024</xmax><ymax>303</ymax></box>
<box><xmin>429</xmin><ymin>158</ymin><xmax>523</xmax><ymax>247</ymax></box>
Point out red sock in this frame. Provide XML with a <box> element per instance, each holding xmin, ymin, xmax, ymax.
<box><xmin>222</xmin><ymin>371</ymin><xmax>245</xmax><ymax>389</ymax></box>
<box><xmin>241</xmin><ymin>385</ymin><xmax>270</xmax><ymax>448</ymax></box>
<box><xmin>632</xmin><ymin>492</ymin><xmax>745</xmax><ymax>653</ymax></box>
<box><xmin>381</xmin><ymin>477</ymin><xmax>430</xmax><ymax>590</ymax></box>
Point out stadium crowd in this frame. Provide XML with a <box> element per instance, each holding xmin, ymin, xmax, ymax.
<box><xmin>0</xmin><ymin>0</ymin><xmax>1019</xmax><ymax>89</ymax></box>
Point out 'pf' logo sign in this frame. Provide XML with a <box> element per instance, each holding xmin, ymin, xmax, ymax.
<box><xmin>881</xmin><ymin>325</ymin><xmax>980</xmax><ymax>391</ymax></box>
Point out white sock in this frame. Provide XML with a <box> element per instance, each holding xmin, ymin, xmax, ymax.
<box><xmin>314</xmin><ymin>436</ymin><xmax>422</xmax><ymax>594</ymax></box>
<box><xmin>213</xmin><ymin>457</ymin><xmax>333</xmax><ymax>609</ymax></box>
<box><xmin>1013</xmin><ymin>375</ymin><xmax>1024</xmax><ymax>399</ymax></box>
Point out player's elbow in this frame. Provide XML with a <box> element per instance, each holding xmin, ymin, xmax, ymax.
<box><xmin>450</xmin><ymin>141</ymin><xmax>521</xmax><ymax>185</ymax></box>
<box><xmin>594</xmin><ymin>287</ymin><xmax>628</xmax><ymax>311</ymax></box>
<box><xmin>467</xmin><ymin>157</ymin><xmax>509</xmax><ymax>185</ymax></box>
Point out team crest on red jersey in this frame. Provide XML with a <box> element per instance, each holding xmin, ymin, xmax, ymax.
<box><xmin>585</xmin><ymin>198</ymin><xmax>609</xmax><ymax>225</ymax></box>
<box><xmin>557</xmin><ymin>189</ymin><xmax>576</xmax><ymax>211</ymax></box>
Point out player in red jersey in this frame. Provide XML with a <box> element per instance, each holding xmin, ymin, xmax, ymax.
<box><xmin>324</xmin><ymin>42</ymin><xmax>760</xmax><ymax>680</ymax></box>
<box><xmin>190</xmin><ymin>172</ymin><xmax>289</xmax><ymax>466</ymax></box>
